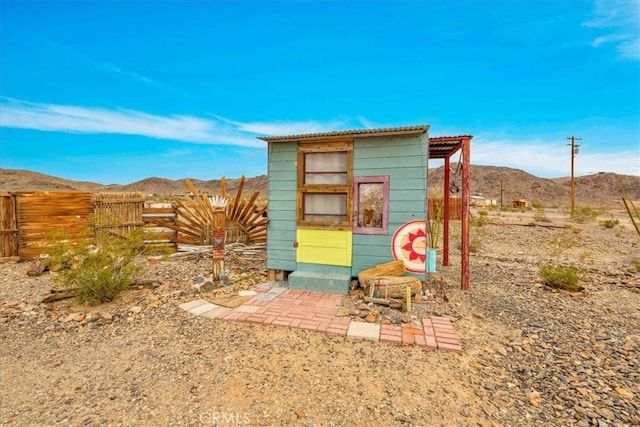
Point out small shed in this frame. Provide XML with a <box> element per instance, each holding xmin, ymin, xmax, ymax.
<box><xmin>512</xmin><ymin>198</ymin><xmax>528</xmax><ymax>208</ymax></box>
<box><xmin>259</xmin><ymin>125</ymin><xmax>471</xmax><ymax>293</ymax></box>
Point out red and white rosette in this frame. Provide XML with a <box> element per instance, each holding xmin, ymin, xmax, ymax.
<box><xmin>391</xmin><ymin>220</ymin><xmax>427</xmax><ymax>273</ymax></box>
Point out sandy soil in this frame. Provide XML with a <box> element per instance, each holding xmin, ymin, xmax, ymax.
<box><xmin>1</xmin><ymin>208</ymin><xmax>638</xmax><ymax>426</ymax></box>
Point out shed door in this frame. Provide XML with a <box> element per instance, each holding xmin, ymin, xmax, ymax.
<box><xmin>296</xmin><ymin>229</ymin><xmax>352</xmax><ymax>267</ymax></box>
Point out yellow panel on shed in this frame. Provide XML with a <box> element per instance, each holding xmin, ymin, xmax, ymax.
<box><xmin>296</xmin><ymin>229</ymin><xmax>352</xmax><ymax>266</ymax></box>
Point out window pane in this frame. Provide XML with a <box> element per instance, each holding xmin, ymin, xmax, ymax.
<box><xmin>357</xmin><ymin>183</ymin><xmax>384</xmax><ymax>227</ymax></box>
<box><xmin>304</xmin><ymin>193</ymin><xmax>346</xmax><ymax>221</ymax></box>
<box><xmin>305</xmin><ymin>173</ymin><xmax>346</xmax><ymax>185</ymax></box>
<box><xmin>304</xmin><ymin>152</ymin><xmax>347</xmax><ymax>184</ymax></box>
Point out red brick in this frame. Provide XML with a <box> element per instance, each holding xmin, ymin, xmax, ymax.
<box><xmin>422</xmin><ymin>318</ymin><xmax>433</xmax><ymax>327</ymax></box>
<box><xmin>298</xmin><ymin>321</ymin><xmax>320</xmax><ymax>331</ymax></box>
<box><xmin>311</xmin><ymin>314</ymin><xmax>335</xmax><ymax>323</ymax></box>
<box><xmin>425</xmin><ymin>336</ymin><xmax>438</xmax><ymax>349</ymax></box>
<box><xmin>316</xmin><ymin>322</ymin><xmax>330</xmax><ymax>332</ymax></box>
<box><xmin>434</xmin><ymin>330</ymin><xmax>458</xmax><ymax>340</ymax></box>
<box><xmin>414</xmin><ymin>335</ymin><xmax>427</xmax><ymax>347</ymax></box>
<box><xmin>380</xmin><ymin>334</ymin><xmax>402</xmax><ymax>345</ymax></box>
<box><xmin>423</xmin><ymin>326</ymin><xmax>435</xmax><ymax>337</ymax></box>
<box><xmin>272</xmin><ymin>318</ymin><xmax>293</xmax><ymax>326</ymax></box>
<box><xmin>435</xmin><ymin>336</ymin><xmax>460</xmax><ymax>345</ymax></box>
<box><xmin>380</xmin><ymin>326</ymin><xmax>402</xmax><ymax>337</ymax></box>
<box><xmin>431</xmin><ymin>316</ymin><xmax>452</xmax><ymax>325</ymax></box>
<box><xmin>287</xmin><ymin>311</ymin><xmax>308</xmax><ymax>319</ymax></box>
<box><xmin>326</xmin><ymin>327</ymin><xmax>348</xmax><ymax>336</ymax></box>
<box><xmin>402</xmin><ymin>333</ymin><xmax>415</xmax><ymax>345</ymax></box>
<box><xmin>290</xmin><ymin>318</ymin><xmax>302</xmax><ymax>328</ymax></box>
<box><xmin>264</xmin><ymin>315</ymin><xmax>277</xmax><ymax>324</ymax></box>
<box><xmin>403</xmin><ymin>325</ymin><xmax>423</xmax><ymax>334</ymax></box>
<box><xmin>328</xmin><ymin>322</ymin><xmax>349</xmax><ymax>331</ymax></box>
<box><xmin>245</xmin><ymin>314</ymin><xmax>267</xmax><ymax>323</ymax></box>
<box><xmin>438</xmin><ymin>342</ymin><xmax>463</xmax><ymax>354</ymax></box>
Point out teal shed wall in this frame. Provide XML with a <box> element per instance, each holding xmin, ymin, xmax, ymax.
<box><xmin>351</xmin><ymin>133</ymin><xmax>428</xmax><ymax>278</ymax></box>
<box><xmin>265</xmin><ymin>132</ymin><xmax>428</xmax><ymax>278</ymax></box>
<box><xmin>265</xmin><ymin>142</ymin><xmax>297</xmax><ymax>271</ymax></box>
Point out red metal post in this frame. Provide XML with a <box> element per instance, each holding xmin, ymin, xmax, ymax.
<box><xmin>443</xmin><ymin>156</ymin><xmax>450</xmax><ymax>266</ymax></box>
<box><xmin>461</xmin><ymin>137</ymin><xmax>471</xmax><ymax>291</ymax></box>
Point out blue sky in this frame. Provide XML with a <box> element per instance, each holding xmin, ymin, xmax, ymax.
<box><xmin>1</xmin><ymin>0</ymin><xmax>638</xmax><ymax>184</ymax></box>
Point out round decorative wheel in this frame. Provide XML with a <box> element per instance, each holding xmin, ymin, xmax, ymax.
<box><xmin>391</xmin><ymin>220</ymin><xmax>427</xmax><ymax>273</ymax></box>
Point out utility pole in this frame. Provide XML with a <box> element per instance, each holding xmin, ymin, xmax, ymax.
<box><xmin>567</xmin><ymin>136</ymin><xmax>582</xmax><ymax>215</ymax></box>
<box><xmin>500</xmin><ymin>174</ymin><xmax>504</xmax><ymax>209</ymax></box>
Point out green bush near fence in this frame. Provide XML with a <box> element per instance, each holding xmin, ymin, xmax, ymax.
<box><xmin>49</xmin><ymin>222</ymin><xmax>146</xmax><ymax>305</ymax></box>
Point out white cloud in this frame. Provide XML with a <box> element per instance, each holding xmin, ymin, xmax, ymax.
<box><xmin>470</xmin><ymin>136</ymin><xmax>640</xmax><ymax>177</ymax></box>
<box><xmin>2</xmin><ymin>97</ymin><xmax>636</xmax><ymax>178</ymax></box>
<box><xmin>0</xmin><ymin>97</ymin><xmax>264</xmax><ymax>148</ymax></box>
<box><xmin>212</xmin><ymin>115</ymin><xmax>349</xmax><ymax>136</ymax></box>
<box><xmin>585</xmin><ymin>0</ymin><xmax>640</xmax><ymax>60</ymax></box>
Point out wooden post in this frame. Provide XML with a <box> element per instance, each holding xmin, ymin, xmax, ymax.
<box><xmin>461</xmin><ymin>137</ymin><xmax>471</xmax><ymax>291</ymax></box>
<box><xmin>443</xmin><ymin>156</ymin><xmax>450</xmax><ymax>266</ymax></box>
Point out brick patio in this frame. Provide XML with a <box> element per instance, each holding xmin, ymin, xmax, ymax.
<box><xmin>180</xmin><ymin>283</ymin><xmax>462</xmax><ymax>353</ymax></box>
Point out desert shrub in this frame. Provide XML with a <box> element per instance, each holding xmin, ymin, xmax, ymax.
<box><xmin>571</xmin><ymin>206</ymin><xmax>599</xmax><ymax>223</ymax></box>
<box><xmin>566</xmin><ymin>224</ymin><xmax>582</xmax><ymax>235</ymax></box>
<box><xmin>451</xmin><ymin>221</ymin><xmax>484</xmax><ymax>254</ymax></box>
<box><xmin>533</xmin><ymin>208</ymin><xmax>551</xmax><ymax>223</ymax></box>
<box><xmin>538</xmin><ymin>264</ymin><xmax>581</xmax><ymax>291</ymax></box>
<box><xmin>49</xmin><ymin>225</ymin><xmax>146</xmax><ymax>305</ymax></box>
<box><xmin>471</xmin><ymin>214</ymin><xmax>486</xmax><ymax>227</ymax></box>
<box><xmin>538</xmin><ymin>229</ymin><xmax>585</xmax><ymax>291</ymax></box>
<box><xmin>469</xmin><ymin>229</ymin><xmax>484</xmax><ymax>253</ymax></box>
<box><xmin>530</xmin><ymin>200</ymin><xmax>544</xmax><ymax>209</ymax></box>
<box><xmin>600</xmin><ymin>217</ymin><xmax>620</xmax><ymax>229</ymax></box>
<box><xmin>478</xmin><ymin>210</ymin><xmax>488</xmax><ymax>217</ymax></box>
<box><xmin>630</xmin><ymin>257</ymin><xmax>640</xmax><ymax>272</ymax></box>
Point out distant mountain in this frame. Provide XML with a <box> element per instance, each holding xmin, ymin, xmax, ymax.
<box><xmin>427</xmin><ymin>165</ymin><xmax>639</xmax><ymax>207</ymax></box>
<box><xmin>0</xmin><ymin>168</ymin><xmax>268</xmax><ymax>199</ymax></box>
<box><xmin>1</xmin><ymin>166</ymin><xmax>637</xmax><ymax>207</ymax></box>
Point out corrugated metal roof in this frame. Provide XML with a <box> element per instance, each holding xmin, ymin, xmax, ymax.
<box><xmin>429</xmin><ymin>135</ymin><xmax>473</xmax><ymax>159</ymax></box>
<box><xmin>257</xmin><ymin>124</ymin><xmax>430</xmax><ymax>142</ymax></box>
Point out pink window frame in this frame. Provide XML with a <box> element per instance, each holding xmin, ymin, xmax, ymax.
<box><xmin>353</xmin><ymin>175</ymin><xmax>389</xmax><ymax>235</ymax></box>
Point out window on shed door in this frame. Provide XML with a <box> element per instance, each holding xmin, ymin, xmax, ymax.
<box><xmin>297</xmin><ymin>141</ymin><xmax>353</xmax><ymax>227</ymax></box>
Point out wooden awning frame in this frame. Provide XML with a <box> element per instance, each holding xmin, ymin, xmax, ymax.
<box><xmin>429</xmin><ymin>136</ymin><xmax>473</xmax><ymax>291</ymax></box>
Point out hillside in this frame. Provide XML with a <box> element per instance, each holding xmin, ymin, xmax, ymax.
<box><xmin>0</xmin><ymin>169</ymin><xmax>268</xmax><ymax>199</ymax></box>
<box><xmin>1</xmin><ymin>166</ymin><xmax>637</xmax><ymax>207</ymax></box>
<box><xmin>428</xmin><ymin>165</ymin><xmax>640</xmax><ymax>207</ymax></box>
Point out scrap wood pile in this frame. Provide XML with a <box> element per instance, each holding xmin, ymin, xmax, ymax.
<box><xmin>356</xmin><ymin>260</ymin><xmax>450</xmax><ymax>311</ymax></box>
<box><xmin>158</xmin><ymin>177</ymin><xmax>267</xmax><ymax>245</ymax></box>
<box><xmin>357</xmin><ymin>260</ymin><xmax>422</xmax><ymax>305</ymax></box>
<box><xmin>170</xmin><ymin>242</ymin><xmax>266</xmax><ymax>265</ymax></box>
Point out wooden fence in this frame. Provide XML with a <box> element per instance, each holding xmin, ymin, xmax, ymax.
<box><xmin>429</xmin><ymin>197</ymin><xmax>463</xmax><ymax>220</ymax></box>
<box><xmin>0</xmin><ymin>192</ymin><xmax>178</xmax><ymax>261</ymax></box>
<box><xmin>94</xmin><ymin>192</ymin><xmax>145</xmax><ymax>236</ymax></box>
<box><xmin>1</xmin><ymin>192</ymin><xmax>459</xmax><ymax>261</ymax></box>
<box><xmin>0</xmin><ymin>193</ymin><xmax>19</xmax><ymax>260</ymax></box>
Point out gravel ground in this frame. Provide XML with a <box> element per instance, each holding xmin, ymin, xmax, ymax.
<box><xmin>1</xmin><ymin>208</ymin><xmax>638</xmax><ymax>427</ymax></box>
